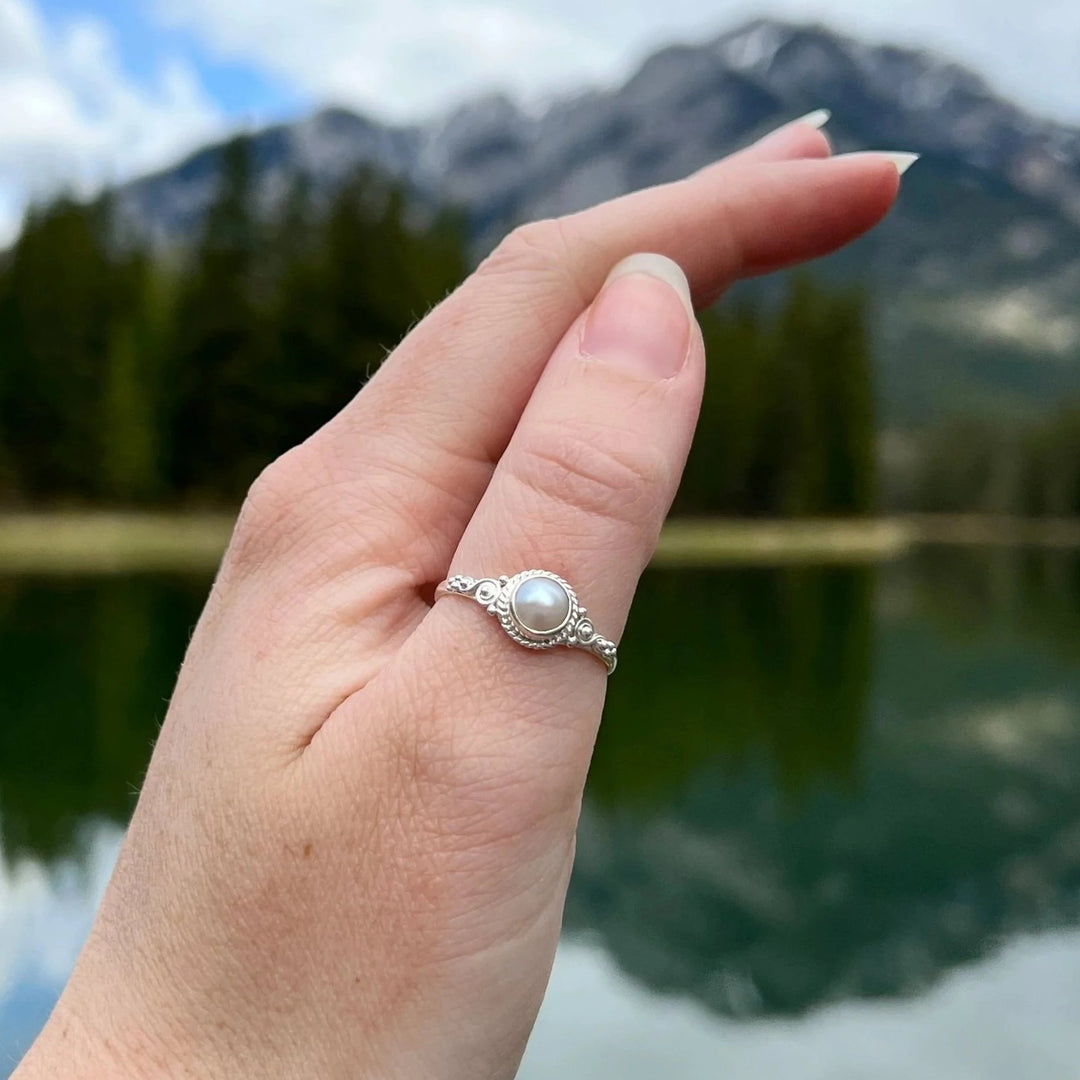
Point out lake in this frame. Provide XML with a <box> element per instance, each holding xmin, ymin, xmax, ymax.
<box><xmin>4</xmin><ymin>548</ymin><xmax>1080</xmax><ymax>1076</ymax></box>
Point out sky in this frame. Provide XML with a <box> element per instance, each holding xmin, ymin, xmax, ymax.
<box><xmin>2</xmin><ymin>0</ymin><xmax>1080</xmax><ymax>244</ymax></box>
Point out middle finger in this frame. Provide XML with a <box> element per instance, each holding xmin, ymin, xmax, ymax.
<box><xmin>293</xmin><ymin>148</ymin><xmax>898</xmax><ymax>594</ymax></box>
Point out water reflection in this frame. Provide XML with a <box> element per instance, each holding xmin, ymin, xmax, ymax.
<box><xmin>0</xmin><ymin>821</ymin><xmax>121</xmax><ymax>1067</ymax></box>
<box><xmin>589</xmin><ymin>566</ymin><xmax>874</xmax><ymax>806</ymax></box>
<box><xmin>521</xmin><ymin>931</ymin><xmax>1080</xmax><ymax>1080</ymax></box>
<box><xmin>569</xmin><ymin>554</ymin><xmax>1080</xmax><ymax>1017</ymax></box>
<box><xmin>3</xmin><ymin>554</ymin><xmax>1080</xmax><ymax>1068</ymax></box>
<box><xmin>0</xmin><ymin>577</ymin><xmax>207</xmax><ymax>859</ymax></box>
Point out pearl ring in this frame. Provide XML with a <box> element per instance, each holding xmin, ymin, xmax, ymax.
<box><xmin>434</xmin><ymin>570</ymin><xmax>618</xmax><ymax>675</ymax></box>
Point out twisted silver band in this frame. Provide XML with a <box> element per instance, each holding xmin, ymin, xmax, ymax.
<box><xmin>434</xmin><ymin>570</ymin><xmax>618</xmax><ymax>675</ymax></box>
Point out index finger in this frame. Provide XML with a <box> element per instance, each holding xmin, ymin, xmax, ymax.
<box><xmin>284</xmin><ymin>152</ymin><xmax>902</xmax><ymax>590</ymax></box>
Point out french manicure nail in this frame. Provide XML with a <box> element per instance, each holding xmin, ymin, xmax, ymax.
<box><xmin>881</xmin><ymin>151</ymin><xmax>921</xmax><ymax>176</ymax></box>
<box><xmin>837</xmin><ymin>150</ymin><xmax>922</xmax><ymax>176</ymax></box>
<box><xmin>583</xmin><ymin>253</ymin><xmax>693</xmax><ymax>380</ymax></box>
<box><xmin>794</xmin><ymin>108</ymin><xmax>831</xmax><ymax>130</ymax></box>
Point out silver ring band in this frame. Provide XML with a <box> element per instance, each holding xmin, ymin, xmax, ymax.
<box><xmin>434</xmin><ymin>570</ymin><xmax>618</xmax><ymax>675</ymax></box>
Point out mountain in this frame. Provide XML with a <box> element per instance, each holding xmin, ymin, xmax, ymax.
<box><xmin>115</xmin><ymin>19</ymin><xmax>1080</xmax><ymax>428</ymax></box>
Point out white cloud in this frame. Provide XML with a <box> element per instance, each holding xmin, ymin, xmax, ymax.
<box><xmin>156</xmin><ymin>0</ymin><xmax>1080</xmax><ymax>126</ymax></box>
<box><xmin>522</xmin><ymin>934</ymin><xmax>1080</xmax><ymax>1079</ymax></box>
<box><xmin>5</xmin><ymin>0</ymin><xmax>1080</xmax><ymax>245</ymax></box>
<box><xmin>0</xmin><ymin>0</ymin><xmax>222</xmax><ymax>245</ymax></box>
<box><xmin>0</xmin><ymin>821</ymin><xmax>122</xmax><ymax>1002</ymax></box>
<box><xmin>155</xmin><ymin>0</ymin><xmax>609</xmax><ymax>122</ymax></box>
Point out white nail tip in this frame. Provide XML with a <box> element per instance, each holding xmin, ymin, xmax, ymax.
<box><xmin>881</xmin><ymin>151</ymin><xmax>921</xmax><ymax>176</ymax></box>
<box><xmin>604</xmin><ymin>253</ymin><xmax>693</xmax><ymax>315</ymax></box>
<box><xmin>796</xmin><ymin>108</ymin><xmax>831</xmax><ymax>130</ymax></box>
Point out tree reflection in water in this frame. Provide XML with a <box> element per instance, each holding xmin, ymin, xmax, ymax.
<box><xmin>5</xmin><ymin>555</ymin><xmax>1080</xmax><ymax>1021</ymax></box>
<box><xmin>0</xmin><ymin>575</ymin><xmax>207</xmax><ymax>859</ymax></box>
<box><xmin>568</xmin><ymin>557</ymin><xmax>1080</xmax><ymax>1016</ymax></box>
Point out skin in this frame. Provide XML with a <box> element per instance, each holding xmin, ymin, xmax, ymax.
<box><xmin>15</xmin><ymin>119</ymin><xmax>901</xmax><ymax>1079</ymax></box>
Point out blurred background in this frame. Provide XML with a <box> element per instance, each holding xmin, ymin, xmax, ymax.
<box><xmin>4</xmin><ymin>0</ymin><xmax>1080</xmax><ymax>1076</ymax></box>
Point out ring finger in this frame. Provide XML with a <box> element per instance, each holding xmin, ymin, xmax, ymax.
<box><xmin>402</xmin><ymin>252</ymin><xmax>702</xmax><ymax>787</ymax></box>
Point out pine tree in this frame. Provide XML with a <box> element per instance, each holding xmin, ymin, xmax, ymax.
<box><xmin>0</xmin><ymin>158</ymin><xmax>881</xmax><ymax>516</ymax></box>
<box><xmin>0</xmin><ymin>197</ymin><xmax>117</xmax><ymax>500</ymax></box>
<box><xmin>168</xmin><ymin>135</ymin><xmax>268</xmax><ymax>499</ymax></box>
<box><xmin>675</xmin><ymin>279</ymin><xmax>877</xmax><ymax>516</ymax></box>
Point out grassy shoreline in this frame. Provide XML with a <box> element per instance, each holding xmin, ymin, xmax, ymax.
<box><xmin>4</xmin><ymin>511</ymin><xmax>1080</xmax><ymax>574</ymax></box>
<box><xmin>0</xmin><ymin>512</ymin><xmax>235</xmax><ymax>574</ymax></box>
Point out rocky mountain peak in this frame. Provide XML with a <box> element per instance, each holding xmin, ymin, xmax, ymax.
<box><xmin>111</xmin><ymin>18</ymin><xmax>1080</xmax><ymax>426</ymax></box>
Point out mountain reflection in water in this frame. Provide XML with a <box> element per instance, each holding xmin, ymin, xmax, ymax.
<box><xmin>3</xmin><ymin>550</ymin><xmax>1080</xmax><ymax>1071</ymax></box>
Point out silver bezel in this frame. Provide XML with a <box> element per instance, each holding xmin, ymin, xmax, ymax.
<box><xmin>499</xmin><ymin>569</ymin><xmax>578</xmax><ymax>647</ymax></box>
<box><xmin>440</xmin><ymin>569</ymin><xmax>615</xmax><ymax>672</ymax></box>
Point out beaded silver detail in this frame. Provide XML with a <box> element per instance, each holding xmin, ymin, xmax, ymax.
<box><xmin>435</xmin><ymin>570</ymin><xmax>617</xmax><ymax>675</ymax></box>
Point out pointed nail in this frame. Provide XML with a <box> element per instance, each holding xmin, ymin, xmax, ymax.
<box><xmin>881</xmin><ymin>151</ymin><xmax>921</xmax><ymax>176</ymax></box>
<box><xmin>794</xmin><ymin>108</ymin><xmax>831</xmax><ymax>130</ymax></box>
<box><xmin>837</xmin><ymin>150</ymin><xmax>922</xmax><ymax>177</ymax></box>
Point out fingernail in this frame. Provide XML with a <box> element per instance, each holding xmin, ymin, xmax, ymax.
<box><xmin>881</xmin><ymin>151</ymin><xmax>921</xmax><ymax>176</ymax></box>
<box><xmin>582</xmin><ymin>253</ymin><xmax>692</xmax><ymax>380</ymax></box>
<box><xmin>837</xmin><ymin>150</ymin><xmax>922</xmax><ymax>177</ymax></box>
<box><xmin>794</xmin><ymin>108</ymin><xmax>831</xmax><ymax>130</ymax></box>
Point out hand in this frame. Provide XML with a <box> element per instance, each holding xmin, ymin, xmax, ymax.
<box><xmin>16</xmin><ymin>121</ymin><xmax>901</xmax><ymax>1079</ymax></box>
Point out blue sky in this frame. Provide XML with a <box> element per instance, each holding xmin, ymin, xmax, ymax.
<box><xmin>33</xmin><ymin>0</ymin><xmax>300</xmax><ymax>118</ymax></box>
<box><xmin>1</xmin><ymin>0</ymin><xmax>1079</xmax><ymax>244</ymax></box>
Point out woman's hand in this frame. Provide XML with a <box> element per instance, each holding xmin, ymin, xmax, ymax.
<box><xmin>16</xmin><ymin>120</ymin><xmax>904</xmax><ymax>1079</ymax></box>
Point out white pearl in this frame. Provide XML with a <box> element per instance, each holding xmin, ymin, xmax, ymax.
<box><xmin>511</xmin><ymin>577</ymin><xmax>571</xmax><ymax>634</ymax></box>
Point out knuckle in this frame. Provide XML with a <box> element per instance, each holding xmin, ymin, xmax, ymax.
<box><xmin>477</xmin><ymin>218</ymin><xmax>589</xmax><ymax>306</ymax></box>
<box><xmin>225</xmin><ymin>446</ymin><xmax>319</xmax><ymax>574</ymax></box>
<box><xmin>489</xmin><ymin>218</ymin><xmax>568</xmax><ymax>269</ymax></box>
<box><xmin>222</xmin><ymin>439</ymin><xmax>401</xmax><ymax>584</ymax></box>
<box><xmin>510</xmin><ymin>418</ymin><xmax>669</xmax><ymax>530</ymax></box>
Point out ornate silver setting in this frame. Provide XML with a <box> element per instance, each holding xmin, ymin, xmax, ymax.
<box><xmin>435</xmin><ymin>569</ymin><xmax>618</xmax><ymax>675</ymax></box>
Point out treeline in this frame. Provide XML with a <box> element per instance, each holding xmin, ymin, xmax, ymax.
<box><xmin>0</xmin><ymin>138</ymin><xmax>468</xmax><ymax>504</ymax></box>
<box><xmin>914</xmin><ymin>408</ymin><xmax>1080</xmax><ymax>516</ymax></box>
<box><xmin>0</xmin><ymin>135</ymin><xmax>877</xmax><ymax>514</ymax></box>
<box><xmin>684</xmin><ymin>280</ymin><xmax>875</xmax><ymax>516</ymax></box>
